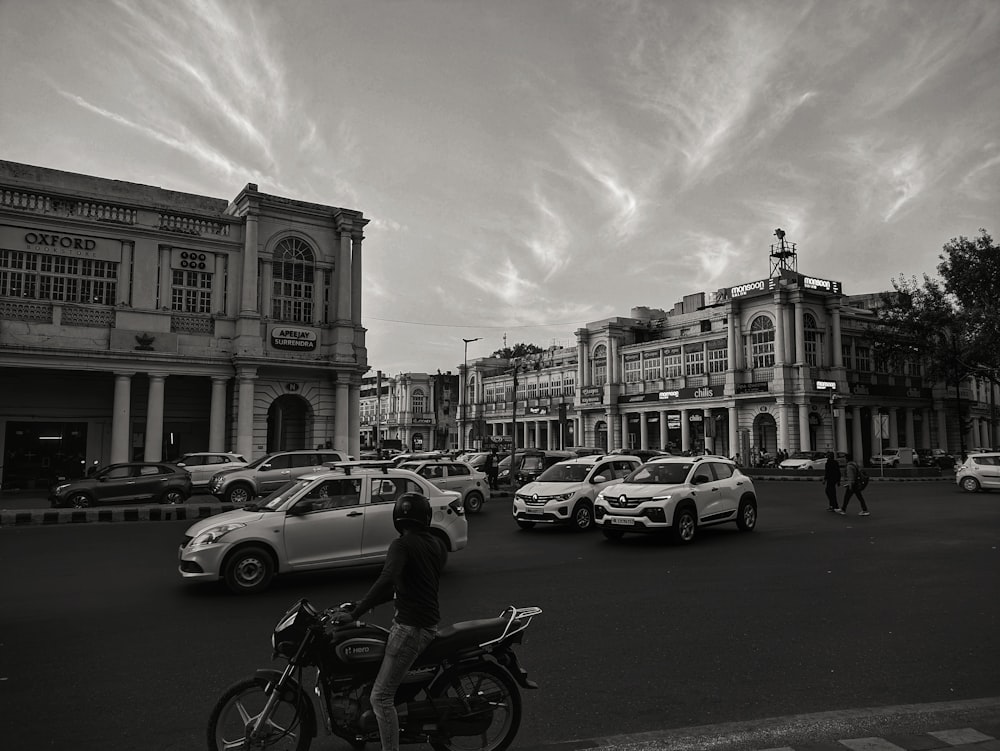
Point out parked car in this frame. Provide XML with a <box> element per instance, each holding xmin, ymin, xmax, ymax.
<box><xmin>779</xmin><ymin>451</ymin><xmax>828</xmax><ymax>470</ymax></box>
<box><xmin>955</xmin><ymin>452</ymin><xmax>1000</xmax><ymax>492</ymax></box>
<box><xmin>50</xmin><ymin>462</ymin><xmax>192</xmax><ymax>508</ymax></box>
<box><xmin>456</xmin><ymin>451</ymin><xmax>491</xmax><ymax>471</ymax></box>
<box><xmin>175</xmin><ymin>452</ymin><xmax>248</xmax><ymax>489</ymax></box>
<box><xmin>915</xmin><ymin>448</ymin><xmax>955</xmax><ymax>469</ymax></box>
<box><xmin>608</xmin><ymin>448</ymin><xmax>671</xmax><ymax>463</ymax></box>
<box><xmin>513</xmin><ymin>454</ymin><xmax>643</xmax><ymax>531</ymax></box>
<box><xmin>593</xmin><ymin>456</ymin><xmax>758</xmax><ymax>544</ymax></box>
<box><xmin>396</xmin><ymin>459</ymin><xmax>489</xmax><ymax>513</ymax></box>
<box><xmin>208</xmin><ymin>450</ymin><xmax>351</xmax><ymax>504</ymax></box>
<box><xmin>870</xmin><ymin>447</ymin><xmax>916</xmax><ymax>467</ymax></box>
<box><xmin>179</xmin><ymin>466</ymin><xmax>468</xmax><ymax>593</ymax></box>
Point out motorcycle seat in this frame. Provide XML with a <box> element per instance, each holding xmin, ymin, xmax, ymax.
<box><xmin>415</xmin><ymin>616</ymin><xmax>513</xmax><ymax>665</ymax></box>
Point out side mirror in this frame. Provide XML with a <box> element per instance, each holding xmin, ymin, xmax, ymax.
<box><xmin>592</xmin><ymin>475</ymin><xmax>608</xmax><ymax>484</ymax></box>
<box><xmin>692</xmin><ymin>474</ymin><xmax>710</xmax><ymax>485</ymax></box>
<box><xmin>287</xmin><ymin>501</ymin><xmax>313</xmax><ymax>516</ymax></box>
<box><xmin>260</xmin><ymin>463</ymin><xmax>272</xmax><ymax>471</ymax></box>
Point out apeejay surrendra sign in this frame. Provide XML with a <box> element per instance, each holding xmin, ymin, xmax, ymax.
<box><xmin>270</xmin><ymin>326</ymin><xmax>318</xmax><ymax>351</ymax></box>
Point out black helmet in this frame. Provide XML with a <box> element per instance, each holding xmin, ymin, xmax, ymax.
<box><xmin>393</xmin><ymin>492</ymin><xmax>432</xmax><ymax>533</ymax></box>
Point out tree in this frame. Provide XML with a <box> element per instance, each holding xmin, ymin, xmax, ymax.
<box><xmin>491</xmin><ymin>342</ymin><xmax>545</xmax><ymax>360</ymax></box>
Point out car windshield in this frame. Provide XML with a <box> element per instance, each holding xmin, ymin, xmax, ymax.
<box><xmin>625</xmin><ymin>463</ymin><xmax>692</xmax><ymax>484</ymax></box>
<box><xmin>537</xmin><ymin>464</ymin><xmax>590</xmax><ymax>482</ymax></box>
<box><xmin>789</xmin><ymin>452</ymin><xmax>813</xmax><ymax>459</ymax></box>
<box><xmin>244</xmin><ymin>455</ymin><xmax>273</xmax><ymax>469</ymax></box>
<box><xmin>259</xmin><ymin>479</ymin><xmax>312</xmax><ymax>511</ymax></box>
<box><xmin>883</xmin><ymin>449</ymin><xmax>899</xmax><ymax>456</ymax></box>
<box><xmin>522</xmin><ymin>456</ymin><xmax>544</xmax><ymax>471</ymax></box>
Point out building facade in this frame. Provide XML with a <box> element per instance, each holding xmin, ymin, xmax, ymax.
<box><xmin>359</xmin><ymin>371</ymin><xmax>460</xmax><ymax>452</ymax></box>
<box><xmin>460</xmin><ymin>246</ymin><xmax>999</xmax><ymax>462</ymax></box>
<box><xmin>0</xmin><ymin>161</ymin><xmax>368</xmax><ymax>490</ymax></box>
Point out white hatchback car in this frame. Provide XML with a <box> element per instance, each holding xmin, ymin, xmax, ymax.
<box><xmin>594</xmin><ymin>456</ymin><xmax>758</xmax><ymax>544</ymax></box>
<box><xmin>513</xmin><ymin>455</ymin><xmax>642</xmax><ymax>531</ymax></box>
<box><xmin>956</xmin><ymin>452</ymin><xmax>1000</xmax><ymax>492</ymax></box>
<box><xmin>179</xmin><ymin>466</ymin><xmax>468</xmax><ymax>594</ymax></box>
<box><xmin>396</xmin><ymin>459</ymin><xmax>489</xmax><ymax>513</ymax></box>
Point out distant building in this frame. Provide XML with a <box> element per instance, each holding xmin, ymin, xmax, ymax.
<box><xmin>360</xmin><ymin>371</ymin><xmax>460</xmax><ymax>452</ymax></box>
<box><xmin>0</xmin><ymin>160</ymin><xmax>368</xmax><ymax>489</ymax></box>
<box><xmin>459</xmin><ymin>238</ymin><xmax>999</xmax><ymax>462</ymax></box>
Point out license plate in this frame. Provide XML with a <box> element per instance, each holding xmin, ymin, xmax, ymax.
<box><xmin>610</xmin><ymin>517</ymin><xmax>634</xmax><ymax>526</ymax></box>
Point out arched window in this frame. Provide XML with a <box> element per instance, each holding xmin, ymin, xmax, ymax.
<box><xmin>748</xmin><ymin>316</ymin><xmax>775</xmax><ymax>368</ymax></box>
<box><xmin>411</xmin><ymin>388</ymin><xmax>426</xmax><ymax>415</ymax></box>
<box><xmin>272</xmin><ymin>237</ymin><xmax>315</xmax><ymax>323</ymax></box>
<box><xmin>803</xmin><ymin>312</ymin><xmax>822</xmax><ymax>366</ymax></box>
<box><xmin>593</xmin><ymin>344</ymin><xmax>608</xmax><ymax>386</ymax></box>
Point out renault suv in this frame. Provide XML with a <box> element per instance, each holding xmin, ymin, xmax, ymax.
<box><xmin>593</xmin><ymin>456</ymin><xmax>757</xmax><ymax>544</ymax></box>
<box><xmin>180</xmin><ymin>466</ymin><xmax>468</xmax><ymax>593</ymax></box>
<box><xmin>513</xmin><ymin>455</ymin><xmax>642</xmax><ymax>531</ymax></box>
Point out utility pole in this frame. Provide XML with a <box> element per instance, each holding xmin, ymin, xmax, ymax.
<box><xmin>461</xmin><ymin>338</ymin><xmax>481</xmax><ymax>451</ymax></box>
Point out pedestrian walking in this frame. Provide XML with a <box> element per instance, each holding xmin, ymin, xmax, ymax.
<box><xmin>838</xmin><ymin>456</ymin><xmax>870</xmax><ymax>516</ymax></box>
<box><xmin>823</xmin><ymin>452</ymin><xmax>841</xmax><ymax>511</ymax></box>
<box><xmin>484</xmin><ymin>448</ymin><xmax>499</xmax><ymax>490</ymax></box>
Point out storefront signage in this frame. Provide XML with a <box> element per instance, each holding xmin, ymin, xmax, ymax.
<box><xmin>412</xmin><ymin>417</ymin><xmax>433</xmax><ymax>424</ymax></box>
<box><xmin>815</xmin><ymin>379</ymin><xmax>837</xmax><ymax>390</ymax></box>
<box><xmin>802</xmin><ymin>276</ymin><xmax>843</xmax><ymax>294</ymax></box>
<box><xmin>527</xmin><ymin>406</ymin><xmax>550</xmax><ymax>415</ymax></box>
<box><xmin>2</xmin><ymin>225</ymin><xmax>119</xmax><ymax>261</ymax></box>
<box><xmin>619</xmin><ymin>385</ymin><xmax>722</xmax><ymax>403</ymax></box>
<box><xmin>269</xmin><ymin>325</ymin><xmax>317</xmax><ymax>351</ymax></box>
<box><xmin>579</xmin><ymin>386</ymin><xmax>603</xmax><ymax>404</ymax></box>
<box><xmin>715</xmin><ymin>278</ymin><xmax>775</xmax><ymax>302</ymax></box>
<box><xmin>736</xmin><ymin>383</ymin><xmax>769</xmax><ymax>394</ymax></box>
<box><xmin>623</xmin><ymin>353</ymin><xmax>641</xmax><ymax>362</ymax></box>
<box><xmin>850</xmin><ymin>382</ymin><xmax>932</xmax><ymax>399</ymax></box>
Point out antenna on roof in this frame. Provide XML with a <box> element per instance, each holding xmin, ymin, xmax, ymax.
<box><xmin>770</xmin><ymin>228</ymin><xmax>797</xmax><ymax>276</ymax></box>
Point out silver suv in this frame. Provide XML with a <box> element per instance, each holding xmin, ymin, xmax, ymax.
<box><xmin>208</xmin><ymin>450</ymin><xmax>350</xmax><ymax>504</ymax></box>
<box><xmin>593</xmin><ymin>456</ymin><xmax>757</xmax><ymax>544</ymax></box>
<box><xmin>513</xmin><ymin>455</ymin><xmax>642</xmax><ymax>531</ymax></box>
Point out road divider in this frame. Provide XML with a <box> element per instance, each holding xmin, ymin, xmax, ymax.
<box><xmin>0</xmin><ymin>502</ymin><xmax>240</xmax><ymax>527</ymax></box>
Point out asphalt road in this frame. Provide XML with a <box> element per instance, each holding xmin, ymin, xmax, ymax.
<box><xmin>1</xmin><ymin>481</ymin><xmax>998</xmax><ymax>751</ymax></box>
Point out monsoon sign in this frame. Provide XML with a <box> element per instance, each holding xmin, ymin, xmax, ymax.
<box><xmin>270</xmin><ymin>326</ymin><xmax>318</xmax><ymax>352</ymax></box>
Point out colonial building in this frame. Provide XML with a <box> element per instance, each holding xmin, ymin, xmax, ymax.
<box><xmin>460</xmin><ymin>236</ymin><xmax>998</xmax><ymax>462</ymax></box>
<box><xmin>359</xmin><ymin>371</ymin><xmax>460</xmax><ymax>452</ymax></box>
<box><xmin>0</xmin><ymin>161</ymin><xmax>368</xmax><ymax>490</ymax></box>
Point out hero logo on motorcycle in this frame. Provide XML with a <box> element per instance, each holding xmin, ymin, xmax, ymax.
<box><xmin>208</xmin><ymin>597</ymin><xmax>543</xmax><ymax>751</ymax></box>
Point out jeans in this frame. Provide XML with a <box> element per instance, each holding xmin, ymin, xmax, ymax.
<box><xmin>371</xmin><ymin>621</ymin><xmax>438</xmax><ymax>751</ymax></box>
<box><xmin>824</xmin><ymin>481</ymin><xmax>839</xmax><ymax>508</ymax></box>
<box><xmin>842</xmin><ymin>485</ymin><xmax>869</xmax><ymax>512</ymax></box>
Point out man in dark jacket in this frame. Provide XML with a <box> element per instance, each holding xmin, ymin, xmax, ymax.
<box><xmin>334</xmin><ymin>493</ymin><xmax>447</xmax><ymax>751</ymax></box>
<box><xmin>823</xmin><ymin>452</ymin><xmax>841</xmax><ymax>511</ymax></box>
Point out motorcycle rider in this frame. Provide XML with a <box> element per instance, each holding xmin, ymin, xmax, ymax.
<box><xmin>333</xmin><ymin>492</ymin><xmax>447</xmax><ymax>751</ymax></box>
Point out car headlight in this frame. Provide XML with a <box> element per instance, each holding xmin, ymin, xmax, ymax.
<box><xmin>553</xmin><ymin>493</ymin><xmax>574</xmax><ymax>502</ymax></box>
<box><xmin>54</xmin><ymin>483</ymin><xmax>71</xmax><ymax>493</ymax></box>
<box><xmin>191</xmin><ymin>522</ymin><xmax>246</xmax><ymax>547</ymax></box>
<box><xmin>651</xmin><ymin>495</ymin><xmax>673</xmax><ymax>501</ymax></box>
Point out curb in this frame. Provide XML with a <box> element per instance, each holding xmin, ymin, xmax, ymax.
<box><xmin>0</xmin><ymin>503</ymin><xmax>239</xmax><ymax>528</ymax></box>
<box><xmin>746</xmin><ymin>474</ymin><xmax>953</xmax><ymax>482</ymax></box>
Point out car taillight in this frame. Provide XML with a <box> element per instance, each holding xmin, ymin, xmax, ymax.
<box><xmin>448</xmin><ymin>499</ymin><xmax>465</xmax><ymax>516</ymax></box>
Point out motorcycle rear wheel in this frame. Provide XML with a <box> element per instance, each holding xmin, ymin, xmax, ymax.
<box><xmin>428</xmin><ymin>662</ymin><xmax>521</xmax><ymax>751</ymax></box>
<box><xmin>207</xmin><ymin>676</ymin><xmax>313</xmax><ymax>751</ymax></box>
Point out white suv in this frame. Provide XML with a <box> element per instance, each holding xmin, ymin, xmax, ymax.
<box><xmin>513</xmin><ymin>455</ymin><xmax>642</xmax><ymax>531</ymax></box>
<box><xmin>180</xmin><ymin>466</ymin><xmax>468</xmax><ymax>594</ymax></box>
<box><xmin>593</xmin><ymin>456</ymin><xmax>757</xmax><ymax>544</ymax></box>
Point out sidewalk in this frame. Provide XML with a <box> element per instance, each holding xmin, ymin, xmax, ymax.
<box><xmin>522</xmin><ymin>697</ymin><xmax>1000</xmax><ymax>751</ymax></box>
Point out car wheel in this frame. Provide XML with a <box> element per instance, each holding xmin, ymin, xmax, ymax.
<box><xmin>463</xmin><ymin>490</ymin><xmax>485</xmax><ymax>514</ymax></box>
<box><xmin>671</xmin><ymin>505</ymin><xmax>697</xmax><ymax>545</ymax></box>
<box><xmin>223</xmin><ymin>546</ymin><xmax>275</xmax><ymax>595</ymax></box>
<box><xmin>570</xmin><ymin>502</ymin><xmax>594</xmax><ymax>532</ymax></box>
<box><xmin>160</xmin><ymin>488</ymin><xmax>186</xmax><ymax>505</ymax></box>
<box><xmin>602</xmin><ymin>528</ymin><xmax>625</xmax><ymax>541</ymax></box>
<box><xmin>736</xmin><ymin>497</ymin><xmax>757</xmax><ymax>531</ymax></box>
<box><xmin>516</xmin><ymin>520</ymin><xmax>535</xmax><ymax>530</ymax></box>
<box><xmin>225</xmin><ymin>483</ymin><xmax>254</xmax><ymax>505</ymax></box>
<box><xmin>960</xmin><ymin>476</ymin><xmax>981</xmax><ymax>493</ymax></box>
<box><xmin>69</xmin><ymin>492</ymin><xmax>91</xmax><ymax>509</ymax></box>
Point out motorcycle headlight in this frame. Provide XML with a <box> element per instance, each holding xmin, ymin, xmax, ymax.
<box><xmin>191</xmin><ymin>522</ymin><xmax>246</xmax><ymax>547</ymax></box>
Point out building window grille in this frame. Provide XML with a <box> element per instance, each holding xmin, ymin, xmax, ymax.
<box><xmin>856</xmin><ymin>345</ymin><xmax>871</xmax><ymax>372</ymax></box>
<box><xmin>663</xmin><ymin>347</ymin><xmax>682</xmax><ymax>379</ymax></box>
<box><xmin>527</xmin><ymin>382</ymin><xmax>538</xmax><ymax>399</ymax></box>
<box><xmin>563</xmin><ymin>373</ymin><xmax>575</xmax><ymax>395</ymax></box>
<box><xmin>842</xmin><ymin>341</ymin><xmax>853</xmax><ymax>370</ymax></box>
<box><xmin>593</xmin><ymin>344</ymin><xmax>607</xmax><ymax>386</ymax></box>
<box><xmin>803</xmin><ymin>312</ymin><xmax>822</xmax><ymax>366</ymax></box>
<box><xmin>642</xmin><ymin>353</ymin><xmax>661</xmax><ymax>381</ymax></box>
<box><xmin>624</xmin><ymin>356</ymin><xmax>642</xmax><ymax>383</ymax></box>
<box><xmin>684</xmin><ymin>344</ymin><xmax>704</xmax><ymax>376</ymax></box>
<box><xmin>0</xmin><ymin>249</ymin><xmax>118</xmax><ymax>305</ymax></box>
<box><xmin>271</xmin><ymin>237</ymin><xmax>315</xmax><ymax>323</ymax></box>
<box><xmin>171</xmin><ymin>269</ymin><xmax>212</xmax><ymax>313</ymax></box>
<box><xmin>707</xmin><ymin>339</ymin><xmax>728</xmax><ymax>373</ymax></box>
<box><xmin>748</xmin><ymin>315</ymin><xmax>776</xmax><ymax>368</ymax></box>
<box><xmin>411</xmin><ymin>389</ymin><xmax>426</xmax><ymax>414</ymax></box>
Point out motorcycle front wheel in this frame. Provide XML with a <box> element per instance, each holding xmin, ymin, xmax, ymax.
<box><xmin>207</xmin><ymin>676</ymin><xmax>314</xmax><ymax>751</ymax></box>
<box><xmin>429</xmin><ymin>662</ymin><xmax>521</xmax><ymax>751</ymax></box>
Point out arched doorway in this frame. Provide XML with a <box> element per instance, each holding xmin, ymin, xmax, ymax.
<box><xmin>753</xmin><ymin>412</ymin><xmax>777</xmax><ymax>455</ymax></box>
<box><xmin>594</xmin><ymin>420</ymin><xmax>608</xmax><ymax>451</ymax></box>
<box><xmin>267</xmin><ymin>394</ymin><xmax>311</xmax><ymax>452</ymax></box>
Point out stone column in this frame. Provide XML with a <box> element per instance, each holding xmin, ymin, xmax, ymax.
<box><xmin>773</xmin><ymin>293</ymin><xmax>786</xmax><ymax>366</ymax></box>
<box><xmin>660</xmin><ymin>409</ymin><xmax>670</xmax><ymax>452</ymax></box>
<box><xmin>829</xmin><ymin>302</ymin><xmax>843</xmax><ymax>367</ymax></box>
<box><xmin>209</xmin><ymin>377</ymin><xmax>229</xmax><ymax>452</ymax></box>
<box><xmin>728</xmin><ymin>303</ymin><xmax>741</xmax><ymax>369</ymax></box>
<box><xmin>836</xmin><ymin>404</ymin><xmax>848</xmax><ymax>455</ymax></box>
<box><xmin>703</xmin><ymin>408</ymin><xmax>714</xmax><ymax>454</ymax></box>
<box><xmin>144</xmin><ymin>374</ymin><xmax>166</xmax><ymax>461</ymax></box>
<box><xmin>212</xmin><ymin>253</ymin><xmax>226</xmax><ymax>315</ymax></box>
<box><xmin>110</xmin><ymin>373</ymin><xmax>133</xmax><ymax>463</ymax></box>
<box><xmin>620</xmin><ymin>413</ymin><xmax>628</xmax><ymax>451</ymax></box>
<box><xmin>681</xmin><ymin>409</ymin><xmax>690</xmax><ymax>452</ymax></box>
<box><xmin>335</xmin><ymin>378</ymin><xmax>351</xmax><ymax>451</ymax></box>
<box><xmin>935</xmin><ymin>406</ymin><xmax>948</xmax><ymax>450</ymax></box>
<box><xmin>920</xmin><ymin>408</ymin><xmax>932</xmax><ymax>448</ymax></box>
<box><xmin>240</xmin><ymin>213</ymin><xmax>259</xmax><ymax>314</ymax></box>
<box><xmin>236</xmin><ymin>368</ymin><xmax>257</xmax><ymax>459</ymax></box>
<box><xmin>349</xmin><ymin>382</ymin><xmax>361</xmax><ymax>457</ymax></box>
<box><xmin>728</xmin><ymin>407</ymin><xmax>739</xmax><ymax>460</ymax></box>
<box><xmin>639</xmin><ymin>412</ymin><xmax>649</xmax><ymax>451</ymax></box>
<box><xmin>337</xmin><ymin>231</ymin><xmax>352</xmax><ymax>321</ymax></box>
<box><xmin>777</xmin><ymin>401</ymin><xmax>789</xmax><ymax>455</ymax></box>
<box><xmin>905</xmin><ymin>408</ymin><xmax>916</xmax><ymax>448</ymax></box>
<box><xmin>117</xmin><ymin>242</ymin><xmax>133</xmax><ymax>306</ymax></box>
<box><xmin>798</xmin><ymin>402</ymin><xmax>810</xmax><ymax>452</ymax></box>
<box><xmin>260</xmin><ymin>259</ymin><xmax>273</xmax><ymax>320</ymax></box>
<box><xmin>608</xmin><ymin>338</ymin><xmax>617</xmax><ymax>384</ymax></box>
<box><xmin>851</xmin><ymin>406</ymin><xmax>864</xmax><ymax>463</ymax></box>
<box><xmin>888</xmin><ymin>407</ymin><xmax>899</xmax><ymax>447</ymax></box>
<box><xmin>351</xmin><ymin>233</ymin><xmax>363</xmax><ymax>324</ymax></box>
<box><xmin>158</xmin><ymin>246</ymin><xmax>171</xmax><ymax>309</ymax></box>
<box><xmin>794</xmin><ymin>297</ymin><xmax>805</xmax><ymax>365</ymax></box>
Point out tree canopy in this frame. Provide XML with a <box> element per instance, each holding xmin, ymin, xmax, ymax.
<box><xmin>491</xmin><ymin>342</ymin><xmax>545</xmax><ymax>360</ymax></box>
<box><xmin>871</xmin><ymin>229</ymin><xmax>999</xmax><ymax>385</ymax></box>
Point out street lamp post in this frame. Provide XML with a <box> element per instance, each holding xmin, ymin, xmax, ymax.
<box><xmin>461</xmin><ymin>337</ymin><xmax>481</xmax><ymax>452</ymax></box>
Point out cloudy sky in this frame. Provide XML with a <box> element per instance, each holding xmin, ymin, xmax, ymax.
<box><xmin>2</xmin><ymin>0</ymin><xmax>998</xmax><ymax>375</ymax></box>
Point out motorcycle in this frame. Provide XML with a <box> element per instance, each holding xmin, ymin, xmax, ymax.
<box><xmin>207</xmin><ymin>598</ymin><xmax>542</xmax><ymax>751</ymax></box>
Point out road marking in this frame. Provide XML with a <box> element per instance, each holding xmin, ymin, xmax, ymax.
<box><xmin>929</xmin><ymin>728</ymin><xmax>995</xmax><ymax>745</ymax></box>
<box><xmin>839</xmin><ymin>739</ymin><xmax>907</xmax><ymax>751</ymax></box>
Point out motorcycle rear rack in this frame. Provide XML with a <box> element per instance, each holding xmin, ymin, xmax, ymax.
<box><xmin>479</xmin><ymin>605</ymin><xmax>542</xmax><ymax>648</ymax></box>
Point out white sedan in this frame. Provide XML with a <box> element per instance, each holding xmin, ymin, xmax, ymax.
<box><xmin>779</xmin><ymin>451</ymin><xmax>828</xmax><ymax>470</ymax></box>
